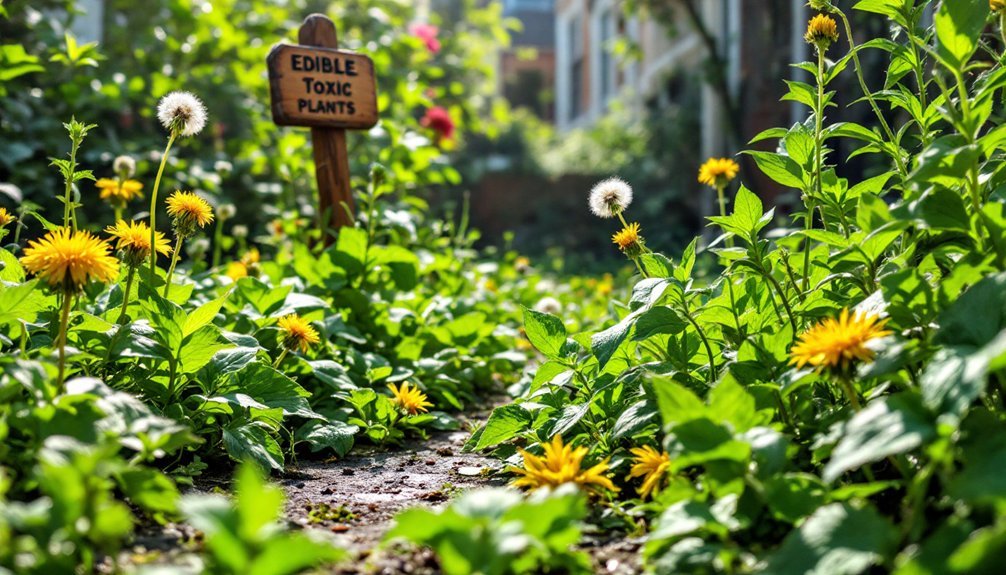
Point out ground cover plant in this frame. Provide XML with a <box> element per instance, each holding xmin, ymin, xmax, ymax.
<box><xmin>6</xmin><ymin>0</ymin><xmax>1006</xmax><ymax>574</ymax></box>
<box><xmin>471</xmin><ymin>0</ymin><xmax>1006</xmax><ymax>572</ymax></box>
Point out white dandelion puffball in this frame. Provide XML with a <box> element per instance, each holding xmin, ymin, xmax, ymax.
<box><xmin>113</xmin><ymin>155</ymin><xmax>136</xmax><ymax>178</ymax></box>
<box><xmin>534</xmin><ymin>296</ymin><xmax>563</xmax><ymax>316</ymax></box>
<box><xmin>589</xmin><ymin>177</ymin><xmax>633</xmax><ymax>218</ymax></box>
<box><xmin>157</xmin><ymin>91</ymin><xmax>207</xmax><ymax>137</ymax></box>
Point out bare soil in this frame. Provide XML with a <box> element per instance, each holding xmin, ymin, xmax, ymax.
<box><xmin>117</xmin><ymin>410</ymin><xmax>642</xmax><ymax>573</ymax></box>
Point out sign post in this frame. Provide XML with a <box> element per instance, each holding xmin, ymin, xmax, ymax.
<box><xmin>267</xmin><ymin>14</ymin><xmax>379</xmax><ymax>233</ymax></box>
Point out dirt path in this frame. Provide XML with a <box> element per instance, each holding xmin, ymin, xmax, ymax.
<box><xmin>282</xmin><ymin>425</ymin><xmax>503</xmax><ymax>572</ymax></box>
<box><xmin>118</xmin><ymin>408</ymin><xmax>641</xmax><ymax>573</ymax></box>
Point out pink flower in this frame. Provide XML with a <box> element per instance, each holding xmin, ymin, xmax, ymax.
<box><xmin>421</xmin><ymin>106</ymin><xmax>455</xmax><ymax>142</ymax></box>
<box><xmin>409</xmin><ymin>23</ymin><xmax>441</xmax><ymax>54</ymax></box>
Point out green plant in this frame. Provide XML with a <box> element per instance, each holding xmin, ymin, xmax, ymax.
<box><xmin>176</xmin><ymin>463</ymin><xmax>344</xmax><ymax>575</ymax></box>
<box><xmin>386</xmin><ymin>486</ymin><xmax>592</xmax><ymax>575</ymax></box>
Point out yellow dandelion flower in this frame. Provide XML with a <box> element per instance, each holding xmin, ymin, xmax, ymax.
<box><xmin>226</xmin><ymin>261</ymin><xmax>248</xmax><ymax>281</ymax></box>
<box><xmin>96</xmin><ymin>178</ymin><xmax>144</xmax><ymax>204</ymax></box>
<box><xmin>0</xmin><ymin>207</ymin><xmax>14</xmax><ymax>229</ymax></box>
<box><xmin>106</xmin><ymin>220</ymin><xmax>171</xmax><ymax>266</ymax></box>
<box><xmin>993</xmin><ymin>0</ymin><xmax>1005</xmax><ymax>13</ymax></box>
<box><xmin>277</xmin><ymin>314</ymin><xmax>321</xmax><ymax>353</ymax></box>
<box><xmin>387</xmin><ymin>382</ymin><xmax>434</xmax><ymax>415</ymax></box>
<box><xmin>805</xmin><ymin>14</ymin><xmax>839</xmax><ymax>48</ymax></box>
<box><xmin>790</xmin><ymin>308</ymin><xmax>892</xmax><ymax>372</ymax></box>
<box><xmin>612</xmin><ymin>222</ymin><xmax>645</xmax><ymax>257</ymax></box>
<box><xmin>21</xmin><ymin>227</ymin><xmax>119</xmax><ymax>290</ymax></box>
<box><xmin>698</xmin><ymin>158</ymin><xmax>740</xmax><ymax>188</ymax></box>
<box><xmin>166</xmin><ymin>191</ymin><xmax>214</xmax><ymax>236</ymax></box>
<box><xmin>627</xmin><ymin>445</ymin><xmax>671</xmax><ymax>499</ymax></box>
<box><xmin>510</xmin><ymin>435</ymin><xmax>618</xmax><ymax>495</ymax></box>
<box><xmin>241</xmin><ymin>247</ymin><xmax>260</xmax><ymax>266</ymax></box>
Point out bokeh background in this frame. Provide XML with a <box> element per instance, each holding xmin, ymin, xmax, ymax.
<box><xmin>0</xmin><ymin>0</ymin><xmax>910</xmax><ymax>272</ymax></box>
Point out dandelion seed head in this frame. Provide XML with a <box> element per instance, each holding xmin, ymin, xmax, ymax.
<box><xmin>157</xmin><ymin>91</ymin><xmax>207</xmax><ymax>137</ymax></box>
<box><xmin>588</xmin><ymin>177</ymin><xmax>633</xmax><ymax>218</ymax></box>
<box><xmin>113</xmin><ymin>155</ymin><xmax>136</xmax><ymax>178</ymax></box>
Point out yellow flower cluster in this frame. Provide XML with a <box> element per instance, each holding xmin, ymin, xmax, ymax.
<box><xmin>21</xmin><ymin>227</ymin><xmax>119</xmax><ymax>291</ymax></box>
<box><xmin>510</xmin><ymin>435</ymin><xmax>617</xmax><ymax>495</ymax></box>
<box><xmin>96</xmin><ymin>178</ymin><xmax>144</xmax><ymax>205</ymax></box>
<box><xmin>387</xmin><ymin>382</ymin><xmax>434</xmax><ymax>415</ymax></box>
<box><xmin>790</xmin><ymin>308</ymin><xmax>891</xmax><ymax>372</ymax></box>
<box><xmin>805</xmin><ymin>14</ymin><xmax>839</xmax><ymax>49</ymax></box>
<box><xmin>697</xmin><ymin>157</ymin><xmax>740</xmax><ymax>189</ymax></box>
<box><xmin>106</xmin><ymin>219</ymin><xmax>171</xmax><ymax>266</ymax></box>
<box><xmin>277</xmin><ymin>314</ymin><xmax>321</xmax><ymax>353</ymax></box>
<box><xmin>166</xmin><ymin>191</ymin><xmax>214</xmax><ymax>237</ymax></box>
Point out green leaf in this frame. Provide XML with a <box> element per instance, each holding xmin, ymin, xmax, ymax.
<box><xmin>182</xmin><ymin>289</ymin><xmax>232</xmax><ymax>337</ymax></box>
<box><xmin>223</xmin><ymin>423</ymin><xmax>284</xmax><ymax>472</ymax></box>
<box><xmin>117</xmin><ymin>468</ymin><xmax>180</xmax><ymax>515</ymax></box>
<box><xmin>522</xmin><ymin>306</ymin><xmax>567</xmax><ymax>359</ymax></box>
<box><xmin>475</xmin><ymin>404</ymin><xmax>533</xmax><ymax>450</ymax></box>
<box><xmin>652</xmin><ymin>378</ymin><xmax>706</xmax><ymax>429</ymax></box>
<box><xmin>296</xmin><ymin>420</ymin><xmax>359</xmax><ymax>457</ymax></box>
<box><xmin>746</xmin><ymin>151</ymin><xmax>805</xmax><ymax>189</ymax></box>
<box><xmin>763</xmin><ymin>473</ymin><xmax>827</xmax><ymax>524</ymax></box>
<box><xmin>178</xmin><ymin>325</ymin><xmax>233</xmax><ymax>374</ymax></box>
<box><xmin>759</xmin><ymin>503</ymin><xmax>898</xmax><ymax>575</ymax></box>
<box><xmin>934</xmin><ymin>0</ymin><xmax>987</xmax><ymax>71</ymax></box>
<box><xmin>823</xmin><ymin>394</ymin><xmax>935</xmax><ymax>483</ymax></box>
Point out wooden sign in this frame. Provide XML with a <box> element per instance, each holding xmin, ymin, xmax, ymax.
<box><xmin>267</xmin><ymin>45</ymin><xmax>378</xmax><ymax>129</ymax></box>
<box><xmin>266</xmin><ymin>14</ymin><xmax>380</xmax><ymax>232</ymax></box>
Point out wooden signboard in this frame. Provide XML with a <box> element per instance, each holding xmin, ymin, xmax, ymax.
<box><xmin>267</xmin><ymin>14</ymin><xmax>379</xmax><ymax>232</ymax></box>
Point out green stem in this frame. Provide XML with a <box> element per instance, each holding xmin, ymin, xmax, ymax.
<box><xmin>631</xmin><ymin>256</ymin><xmax>649</xmax><ymax>279</ymax></box>
<box><xmin>162</xmin><ymin>235</ymin><xmax>185</xmax><ymax>298</ymax></box>
<box><xmin>837</xmin><ymin>9</ymin><xmax>908</xmax><ymax>178</ymax></box>
<box><xmin>765</xmin><ymin>269</ymin><xmax>799</xmax><ymax>333</ymax></box>
<box><xmin>56</xmin><ymin>292</ymin><xmax>73</xmax><ymax>392</ymax></box>
<box><xmin>716</xmin><ymin>187</ymin><xmax>743</xmax><ymax>336</ymax></box>
<box><xmin>805</xmin><ymin>48</ymin><xmax>826</xmax><ymax>292</ymax></box>
<box><xmin>682</xmin><ymin>301</ymin><xmax>716</xmax><ymax>384</ymax></box>
<box><xmin>273</xmin><ymin>347</ymin><xmax>290</xmax><ymax>369</ymax></box>
<box><xmin>116</xmin><ymin>266</ymin><xmax>136</xmax><ymax>325</ymax></box>
<box><xmin>838</xmin><ymin>375</ymin><xmax>863</xmax><ymax>411</ymax></box>
<box><xmin>212</xmin><ymin>219</ymin><xmax>224</xmax><ymax>269</ymax></box>
<box><xmin>63</xmin><ymin>139</ymin><xmax>80</xmax><ymax>230</ymax></box>
<box><xmin>149</xmin><ymin>133</ymin><xmax>177</xmax><ymax>278</ymax></box>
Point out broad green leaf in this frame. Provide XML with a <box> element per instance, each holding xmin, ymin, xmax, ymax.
<box><xmin>182</xmin><ymin>289</ymin><xmax>231</xmax><ymax>337</ymax></box>
<box><xmin>296</xmin><ymin>420</ymin><xmax>359</xmax><ymax>457</ymax></box>
<box><xmin>223</xmin><ymin>423</ymin><xmax>284</xmax><ymax>471</ymax></box>
<box><xmin>475</xmin><ymin>404</ymin><xmax>533</xmax><ymax>450</ymax></box>
<box><xmin>746</xmin><ymin>151</ymin><xmax>805</xmax><ymax>189</ymax></box>
<box><xmin>934</xmin><ymin>0</ymin><xmax>987</xmax><ymax>71</ymax></box>
<box><xmin>522</xmin><ymin>306</ymin><xmax>566</xmax><ymax>359</ymax></box>
<box><xmin>759</xmin><ymin>503</ymin><xmax>897</xmax><ymax>575</ymax></box>
<box><xmin>823</xmin><ymin>394</ymin><xmax>935</xmax><ymax>483</ymax></box>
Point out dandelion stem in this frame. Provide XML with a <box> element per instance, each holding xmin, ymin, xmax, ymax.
<box><xmin>716</xmin><ymin>184</ymin><xmax>743</xmax><ymax>336</ymax></box>
<box><xmin>804</xmin><ymin>48</ymin><xmax>826</xmax><ymax>292</ymax></box>
<box><xmin>631</xmin><ymin>257</ymin><xmax>649</xmax><ymax>279</ymax></box>
<box><xmin>837</xmin><ymin>375</ymin><xmax>862</xmax><ymax>411</ymax></box>
<box><xmin>682</xmin><ymin>301</ymin><xmax>716</xmax><ymax>384</ymax></box>
<box><xmin>62</xmin><ymin>137</ymin><xmax>80</xmax><ymax>231</ymax></box>
<box><xmin>273</xmin><ymin>347</ymin><xmax>290</xmax><ymax>369</ymax></box>
<box><xmin>116</xmin><ymin>266</ymin><xmax>136</xmax><ymax>325</ymax></box>
<box><xmin>212</xmin><ymin>218</ymin><xmax>224</xmax><ymax>269</ymax></box>
<box><xmin>162</xmin><ymin>235</ymin><xmax>185</xmax><ymax>298</ymax></box>
<box><xmin>836</xmin><ymin>9</ymin><xmax>908</xmax><ymax>178</ymax></box>
<box><xmin>149</xmin><ymin>132</ymin><xmax>177</xmax><ymax>279</ymax></box>
<box><xmin>56</xmin><ymin>292</ymin><xmax>73</xmax><ymax>392</ymax></box>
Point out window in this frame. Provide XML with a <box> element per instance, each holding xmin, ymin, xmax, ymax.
<box><xmin>599</xmin><ymin>7</ymin><xmax>614</xmax><ymax>104</ymax></box>
<box><xmin>569</xmin><ymin>14</ymin><xmax>584</xmax><ymax>121</ymax></box>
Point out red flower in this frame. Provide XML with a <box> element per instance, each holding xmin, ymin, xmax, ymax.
<box><xmin>409</xmin><ymin>23</ymin><xmax>441</xmax><ymax>54</ymax></box>
<box><xmin>421</xmin><ymin>106</ymin><xmax>455</xmax><ymax>142</ymax></box>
